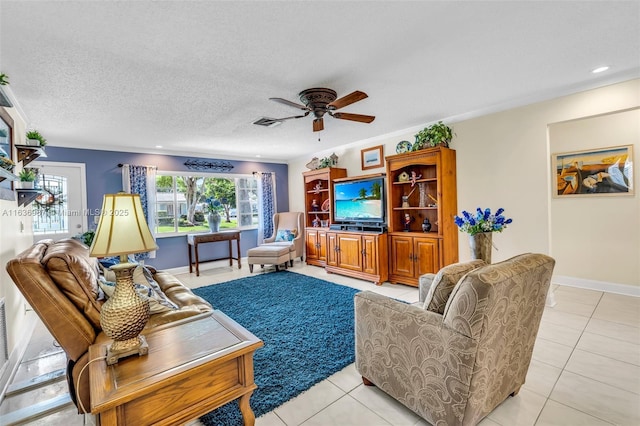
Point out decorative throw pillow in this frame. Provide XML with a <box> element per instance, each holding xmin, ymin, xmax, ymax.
<box><xmin>423</xmin><ymin>260</ymin><xmax>486</xmax><ymax>314</ymax></box>
<box><xmin>275</xmin><ymin>229</ymin><xmax>296</xmax><ymax>242</ymax></box>
<box><xmin>98</xmin><ymin>274</ymin><xmax>178</xmax><ymax>314</ymax></box>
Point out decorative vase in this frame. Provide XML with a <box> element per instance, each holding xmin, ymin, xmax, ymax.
<box><xmin>469</xmin><ymin>232</ymin><xmax>492</xmax><ymax>263</ymax></box>
<box><xmin>421</xmin><ymin>218</ymin><xmax>431</xmax><ymax>232</ymax></box>
<box><xmin>16</xmin><ymin>181</ymin><xmax>34</xmax><ymax>189</ymax></box>
<box><xmin>418</xmin><ymin>182</ymin><xmax>428</xmax><ymax>207</ymax></box>
<box><xmin>208</xmin><ymin>212</ymin><xmax>221</xmax><ymax>233</ymax></box>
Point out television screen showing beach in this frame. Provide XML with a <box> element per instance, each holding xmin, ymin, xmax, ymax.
<box><xmin>334</xmin><ymin>179</ymin><xmax>383</xmax><ymax>219</ymax></box>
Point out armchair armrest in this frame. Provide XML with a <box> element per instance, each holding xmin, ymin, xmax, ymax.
<box><xmin>418</xmin><ymin>273</ymin><xmax>436</xmax><ymax>303</ymax></box>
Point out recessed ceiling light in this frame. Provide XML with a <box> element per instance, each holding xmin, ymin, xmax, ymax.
<box><xmin>256</xmin><ymin>154</ymin><xmax>261</xmax><ymax>158</ymax></box>
<box><xmin>591</xmin><ymin>66</ymin><xmax>609</xmax><ymax>74</ymax></box>
<box><xmin>155</xmin><ymin>145</ymin><xmax>163</xmax><ymax>148</ymax></box>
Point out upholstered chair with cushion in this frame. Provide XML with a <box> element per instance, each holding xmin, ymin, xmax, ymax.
<box><xmin>355</xmin><ymin>253</ymin><xmax>555</xmax><ymax>426</ymax></box>
<box><xmin>262</xmin><ymin>212</ymin><xmax>305</xmax><ymax>264</ymax></box>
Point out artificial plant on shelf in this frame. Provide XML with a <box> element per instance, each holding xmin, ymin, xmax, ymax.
<box><xmin>17</xmin><ymin>168</ymin><xmax>37</xmax><ymax>189</ymax></box>
<box><xmin>413</xmin><ymin>121</ymin><xmax>454</xmax><ymax>150</ymax></box>
<box><xmin>25</xmin><ymin>130</ymin><xmax>47</xmax><ymax>147</ymax></box>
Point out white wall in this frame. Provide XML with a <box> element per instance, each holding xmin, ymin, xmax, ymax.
<box><xmin>0</xmin><ymin>105</ymin><xmax>37</xmax><ymax>390</ymax></box>
<box><xmin>288</xmin><ymin>79</ymin><xmax>640</xmax><ymax>291</ymax></box>
<box><xmin>549</xmin><ymin>109</ymin><xmax>638</xmax><ymax>286</ymax></box>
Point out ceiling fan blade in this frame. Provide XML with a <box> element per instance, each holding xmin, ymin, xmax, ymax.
<box><xmin>275</xmin><ymin>111</ymin><xmax>310</xmax><ymax>121</ymax></box>
<box><xmin>269</xmin><ymin>97</ymin><xmax>309</xmax><ymax>110</ymax></box>
<box><xmin>332</xmin><ymin>112</ymin><xmax>375</xmax><ymax>123</ymax></box>
<box><xmin>327</xmin><ymin>90</ymin><xmax>368</xmax><ymax>110</ymax></box>
<box><xmin>313</xmin><ymin>118</ymin><xmax>324</xmax><ymax>132</ymax></box>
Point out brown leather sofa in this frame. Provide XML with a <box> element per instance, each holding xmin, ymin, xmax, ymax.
<box><xmin>6</xmin><ymin>238</ymin><xmax>213</xmax><ymax>413</ymax></box>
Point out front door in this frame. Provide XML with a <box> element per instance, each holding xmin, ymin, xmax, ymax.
<box><xmin>31</xmin><ymin>162</ymin><xmax>87</xmax><ymax>242</ymax></box>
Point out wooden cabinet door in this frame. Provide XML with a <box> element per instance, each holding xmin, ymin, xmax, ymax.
<box><xmin>336</xmin><ymin>233</ymin><xmax>362</xmax><ymax>272</ymax></box>
<box><xmin>415</xmin><ymin>237</ymin><xmax>439</xmax><ymax>276</ymax></box>
<box><xmin>361</xmin><ymin>234</ymin><xmax>378</xmax><ymax>275</ymax></box>
<box><xmin>326</xmin><ymin>232</ymin><xmax>338</xmax><ymax>266</ymax></box>
<box><xmin>317</xmin><ymin>229</ymin><xmax>328</xmax><ymax>262</ymax></box>
<box><xmin>305</xmin><ymin>229</ymin><xmax>319</xmax><ymax>261</ymax></box>
<box><xmin>390</xmin><ymin>235</ymin><xmax>414</xmax><ymax>278</ymax></box>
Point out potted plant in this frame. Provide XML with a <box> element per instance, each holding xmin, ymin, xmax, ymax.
<box><xmin>17</xmin><ymin>168</ymin><xmax>37</xmax><ymax>189</ymax></box>
<box><xmin>0</xmin><ymin>72</ymin><xmax>11</xmax><ymax>108</ymax></box>
<box><xmin>413</xmin><ymin>121</ymin><xmax>454</xmax><ymax>150</ymax></box>
<box><xmin>25</xmin><ymin>130</ymin><xmax>47</xmax><ymax>148</ymax></box>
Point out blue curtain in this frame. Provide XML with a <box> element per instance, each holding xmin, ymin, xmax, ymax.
<box><xmin>122</xmin><ymin>164</ymin><xmax>157</xmax><ymax>260</ymax></box>
<box><xmin>258</xmin><ymin>172</ymin><xmax>276</xmax><ymax>241</ymax></box>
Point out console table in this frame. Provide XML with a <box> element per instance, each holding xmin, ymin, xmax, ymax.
<box><xmin>187</xmin><ymin>230</ymin><xmax>241</xmax><ymax>276</ymax></box>
<box><xmin>89</xmin><ymin>311</ymin><xmax>263</xmax><ymax>426</ymax></box>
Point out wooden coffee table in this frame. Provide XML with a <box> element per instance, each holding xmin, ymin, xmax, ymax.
<box><xmin>89</xmin><ymin>311</ymin><xmax>263</xmax><ymax>425</ymax></box>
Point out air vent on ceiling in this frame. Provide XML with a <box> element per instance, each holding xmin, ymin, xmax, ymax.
<box><xmin>252</xmin><ymin>117</ymin><xmax>282</xmax><ymax>127</ymax></box>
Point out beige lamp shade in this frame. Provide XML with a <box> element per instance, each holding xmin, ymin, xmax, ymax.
<box><xmin>90</xmin><ymin>193</ymin><xmax>158</xmax><ymax>258</ymax></box>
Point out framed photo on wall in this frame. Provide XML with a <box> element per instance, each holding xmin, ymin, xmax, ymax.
<box><xmin>552</xmin><ymin>145</ymin><xmax>634</xmax><ymax>197</ymax></box>
<box><xmin>361</xmin><ymin>145</ymin><xmax>384</xmax><ymax>170</ymax></box>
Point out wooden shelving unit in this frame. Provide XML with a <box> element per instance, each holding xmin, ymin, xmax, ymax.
<box><xmin>303</xmin><ymin>167</ymin><xmax>347</xmax><ymax>266</ymax></box>
<box><xmin>385</xmin><ymin>147</ymin><xmax>458</xmax><ymax>286</ymax></box>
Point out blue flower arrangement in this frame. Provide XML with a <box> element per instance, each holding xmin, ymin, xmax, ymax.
<box><xmin>205</xmin><ymin>197</ymin><xmax>224</xmax><ymax>213</ymax></box>
<box><xmin>454</xmin><ymin>207</ymin><xmax>513</xmax><ymax>236</ymax></box>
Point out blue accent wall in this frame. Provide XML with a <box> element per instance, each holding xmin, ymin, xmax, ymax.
<box><xmin>39</xmin><ymin>147</ymin><xmax>289</xmax><ymax>269</ymax></box>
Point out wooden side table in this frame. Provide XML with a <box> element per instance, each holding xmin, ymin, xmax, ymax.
<box><xmin>89</xmin><ymin>311</ymin><xmax>263</xmax><ymax>426</ymax></box>
<box><xmin>187</xmin><ymin>230</ymin><xmax>241</xmax><ymax>276</ymax></box>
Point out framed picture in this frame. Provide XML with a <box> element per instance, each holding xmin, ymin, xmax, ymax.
<box><xmin>361</xmin><ymin>145</ymin><xmax>384</xmax><ymax>170</ymax></box>
<box><xmin>552</xmin><ymin>145</ymin><xmax>634</xmax><ymax>197</ymax></box>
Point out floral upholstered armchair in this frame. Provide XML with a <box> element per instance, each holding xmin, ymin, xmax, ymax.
<box><xmin>262</xmin><ymin>212</ymin><xmax>305</xmax><ymax>264</ymax></box>
<box><xmin>355</xmin><ymin>253</ymin><xmax>555</xmax><ymax>426</ymax></box>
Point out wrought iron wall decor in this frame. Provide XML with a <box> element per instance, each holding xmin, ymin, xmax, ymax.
<box><xmin>184</xmin><ymin>159</ymin><xmax>234</xmax><ymax>172</ymax></box>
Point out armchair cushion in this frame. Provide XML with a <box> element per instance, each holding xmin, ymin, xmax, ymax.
<box><xmin>423</xmin><ymin>259</ymin><xmax>485</xmax><ymax>314</ymax></box>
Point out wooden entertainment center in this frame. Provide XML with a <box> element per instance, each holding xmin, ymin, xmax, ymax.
<box><xmin>303</xmin><ymin>146</ymin><xmax>457</xmax><ymax>287</ymax></box>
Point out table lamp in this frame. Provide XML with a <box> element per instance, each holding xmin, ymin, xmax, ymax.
<box><xmin>90</xmin><ymin>193</ymin><xmax>158</xmax><ymax>365</ymax></box>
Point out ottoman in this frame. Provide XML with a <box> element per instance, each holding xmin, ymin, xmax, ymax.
<box><xmin>247</xmin><ymin>245</ymin><xmax>291</xmax><ymax>272</ymax></box>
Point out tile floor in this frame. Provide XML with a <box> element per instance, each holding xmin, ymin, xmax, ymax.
<box><xmin>1</xmin><ymin>260</ymin><xmax>639</xmax><ymax>426</ymax></box>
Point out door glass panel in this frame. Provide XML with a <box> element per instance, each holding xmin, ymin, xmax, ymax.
<box><xmin>33</xmin><ymin>174</ymin><xmax>68</xmax><ymax>235</ymax></box>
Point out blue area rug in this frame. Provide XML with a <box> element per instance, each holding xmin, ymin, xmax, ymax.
<box><xmin>192</xmin><ymin>270</ymin><xmax>360</xmax><ymax>426</ymax></box>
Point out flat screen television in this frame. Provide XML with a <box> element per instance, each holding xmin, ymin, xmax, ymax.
<box><xmin>333</xmin><ymin>176</ymin><xmax>386</xmax><ymax>225</ymax></box>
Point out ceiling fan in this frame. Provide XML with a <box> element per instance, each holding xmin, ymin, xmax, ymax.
<box><xmin>257</xmin><ymin>88</ymin><xmax>375</xmax><ymax>132</ymax></box>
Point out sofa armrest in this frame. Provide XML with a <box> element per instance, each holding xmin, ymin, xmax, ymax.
<box><xmin>146</xmin><ymin>271</ymin><xmax>213</xmax><ymax>327</ymax></box>
<box><xmin>354</xmin><ymin>291</ymin><xmax>477</xmax><ymax>424</ymax></box>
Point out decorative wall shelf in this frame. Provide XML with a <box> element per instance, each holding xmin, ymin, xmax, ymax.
<box><xmin>0</xmin><ymin>166</ymin><xmax>18</xmax><ymax>183</ymax></box>
<box><xmin>16</xmin><ymin>189</ymin><xmax>43</xmax><ymax>207</ymax></box>
<box><xmin>15</xmin><ymin>144</ymin><xmax>47</xmax><ymax>167</ymax></box>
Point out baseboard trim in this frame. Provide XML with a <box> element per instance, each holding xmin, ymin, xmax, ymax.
<box><xmin>553</xmin><ymin>275</ymin><xmax>640</xmax><ymax>297</ymax></box>
<box><xmin>162</xmin><ymin>257</ymin><xmax>248</xmax><ymax>276</ymax></box>
<box><xmin>0</xmin><ymin>312</ymin><xmax>37</xmax><ymax>405</ymax></box>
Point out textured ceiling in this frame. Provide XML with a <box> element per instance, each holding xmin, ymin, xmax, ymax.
<box><xmin>1</xmin><ymin>1</ymin><xmax>638</xmax><ymax>163</ymax></box>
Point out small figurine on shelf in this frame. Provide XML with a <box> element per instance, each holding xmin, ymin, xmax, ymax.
<box><xmin>311</xmin><ymin>199</ymin><xmax>320</xmax><ymax>211</ymax></box>
<box><xmin>312</xmin><ymin>215</ymin><xmax>321</xmax><ymax>227</ymax></box>
<box><xmin>422</xmin><ymin>218</ymin><xmax>432</xmax><ymax>232</ymax></box>
<box><xmin>313</xmin><ymin>182</ymin><xmax>323</xmax><ymax>193</ymax></box>
<box><xmin>409</xmin><ymin>171</ymin><xmax>422</xmax><ymax>187</ymax></box>
<box><xmin>403</xmin><ymin>213</ymin><xmax>413</xmax><ymax>232</ymax></box>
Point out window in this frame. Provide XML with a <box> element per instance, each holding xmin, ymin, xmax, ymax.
<box><xmin>155</xmin><ymin>173</ymin><xmax>258</xmax><ymax>235</ymax></box>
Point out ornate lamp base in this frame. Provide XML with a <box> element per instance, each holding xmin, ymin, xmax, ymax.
<box><xmin>100</xmin><ymin>262</ymin><xmax>151</xmax><ymax>365</ymax></box>
<box><xmin>105</xmin><ymin>335</ymin><xmax>149</xmax><ymax>365</ymax></box>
